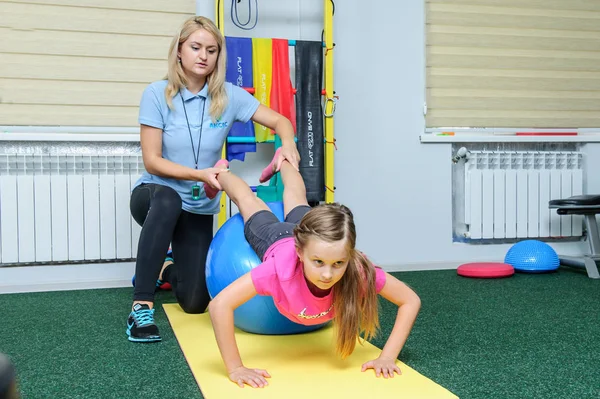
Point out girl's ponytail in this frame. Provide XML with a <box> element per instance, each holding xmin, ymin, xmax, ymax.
<box><xmin>293</xmin><ymin>203</ymin><xmax>380</xmax><ymax>358</ymax></box>
<box><xmin>333</xmin><ymin>250</ymin><xmax>379</xmax><ymax>358</ymax></box>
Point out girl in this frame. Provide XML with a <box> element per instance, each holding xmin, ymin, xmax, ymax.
<box><xmin>208</xmin><ymin>151</ymin><xmax>422</xmax><ymax>388</ymax></box>
<box><xmin>126</xmin><ymin>15</ymin><xmax>300</xmax><ymax>343</ymax></box>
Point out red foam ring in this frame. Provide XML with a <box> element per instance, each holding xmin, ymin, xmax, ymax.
<box><xmin>457</xmin><ymin>262</ymin><xmax>515</xmax><ymax>278</ymax></box>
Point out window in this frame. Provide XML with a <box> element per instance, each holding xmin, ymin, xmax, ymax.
<box><xmin>425</xmin><ymin>0</ymin><xmax>600</xmax><ymax>130</ymax></box>
<box><xmin>0</xmin><ymin>0</ymin><xmax>194</xmax><ymax>127</ymax></box>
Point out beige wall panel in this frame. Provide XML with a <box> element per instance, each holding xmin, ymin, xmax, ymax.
<box><xmin>428</xmin><ymin>97</ymin><xmax>600</xmax><ymax>112</ymax></box>
<box><xmin>427</xmin><ymin>6</ymin><xmax>600</xmax><ymax>32</ymax></box>
<box><xmin>429</xmin><ymin>0</ymin><xmax>600</xmax><ymax>12</ymax></box>
<box><xmin>0</xmin><ymin>78</ymin><xmax>147</xmax><ymax>107</ymax></box>
<box><xmin>1</xmin><ymin>2</ymin><xmax>192</xmax><ymax>127</ymax></box>
<box><xmin>428</xmin><ymin>53</ymin><xmax>600</xmax><ymax>72</ymax></box>
<box><xmin>0</xmin><ymin>54</ymin><xmax>167</xmax><ymax>83</ymax></box>
<box><xmin>1</xmin><ymin>2</ymin><xmax>192</xmax><ymax>36</ymax></box>
<box><xmin>0</xmin><ymin>27</ymin><xmax>171</xmax><ymax>60</ymax></box>
<box><xmin>430</xmin><ymin>89</ymin><xmax>600</xmax><ymax>100</ymax></box>
<box><xmin>429</xmin><ymin>67</ymin><xmax>600</xmax><ymax>80</ymax></box>
<box><xmin>425</xmin><ymin>115</ymin><xmax>600</xmax><ymax>129</ymax></box>
<box><xmin>427</xmin><ymin>76</ymin><xmax>600</xmax><ymax>92</ymax></box>
<box><xmin>428</xmin><ymin>3</ymin><xmax>600</xmax><ymax>19</ymax></box>
<box><xmin>429</xmin><ymin>25</ymin><xmax>600</xmax><ymax>42</ymax></box>
<box><xmin>428</xmin><ymin>46</ymin><xmax>600</xmax><ymax>61</ymax></box>
<box><xmin>426</xmin><ymin>1</ymin><xmax>600</xmax><ymax>128</ymax></box>
<box><xmin>7</xmin><ymin>0</ymin><xmax>195</xmax><ymax>14</ymax></box>
<box><xmin>428</xmin><ymin>30</ymin><xmax>600</xmax><ymax>52</ymax></box>
<box><xmin>430</xmin><ymin>109</ymin><xmax>600</xmax><ymax>119</ymax></box>
<box><xmin>0</xmin><ymin>104</ymin><xmax>138</xmax><ymax>127</ymax></box>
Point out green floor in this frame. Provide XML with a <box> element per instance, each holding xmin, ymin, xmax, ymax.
<box><xmin>1</xmin><ymin>268</ymin><xmax>598</xmax><ymax>399</ymax></box>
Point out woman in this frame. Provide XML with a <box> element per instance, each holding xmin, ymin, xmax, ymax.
<box><xmin>127</xmin><ymin>16</ymin><xmax>299</xmax><ymax>343</ymax></box>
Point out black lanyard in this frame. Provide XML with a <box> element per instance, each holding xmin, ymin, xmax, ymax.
<box><xmin>180</xmin><ymin>92</ymin><xmax>206</xmax><ymax>170</ymax></box>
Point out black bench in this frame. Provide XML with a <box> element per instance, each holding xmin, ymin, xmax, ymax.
<box><xmin>548</xmin><ymin>194</ymin><xmax>600</xmax><ymax>279</ymax></box>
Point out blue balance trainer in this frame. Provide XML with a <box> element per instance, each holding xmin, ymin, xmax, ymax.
<box><xmin>504</xmin><ymin>240</ymin><xmax>560</xmax><ymax>273</ymax></box>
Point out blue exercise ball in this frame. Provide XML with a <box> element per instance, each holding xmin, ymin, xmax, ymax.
<box><xmin>205</xmin><ymin>201</ymin><xmax>327</xmax><ymax>335</ymax></box>
<box><xmin>504</xmin><ymin>240</ymin><xmax>560</xmax><ymax>273</ymax></box>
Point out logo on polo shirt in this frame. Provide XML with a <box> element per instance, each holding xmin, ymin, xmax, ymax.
<box><xmin>210</xmin><ymin>118</ymin><xmax>228</xmax><ymax>129</ymax></box>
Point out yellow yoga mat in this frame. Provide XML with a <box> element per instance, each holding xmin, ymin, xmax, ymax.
<box><xmin>252</xmin><ymin>38</ymin><xmax>272</xmax><ymax>142</ymax></box>
<box><xmin>164</xmin><ymin>304</ymin><xmax>459</xmax><ymax>399</ymax></box>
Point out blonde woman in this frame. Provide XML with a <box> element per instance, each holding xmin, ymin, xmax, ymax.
<box><xmin>127</xmin><ymin>16</ymin><xmax>299</xmax><ymax>343</ymax></box>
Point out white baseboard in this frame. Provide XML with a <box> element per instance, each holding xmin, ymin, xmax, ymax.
<box><xmin>0</xmin><ymin>260</ymin><xmax>469</xmax><ymax>295</ymax></box>
<box><xmin>0</xmin><ymin>262</ymin><xmax>135</xmax><ymax>294</ymax></box>
<box><xmin>383</xmin><ymin>261</ymin><xmax>464</xmax><ymax>273</ymax></box>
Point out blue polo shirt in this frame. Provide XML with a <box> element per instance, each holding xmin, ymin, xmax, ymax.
<box><xmin>135</xmin><ymin>80</ymin><xmax>260</xmax><ymax>214</ymax></box>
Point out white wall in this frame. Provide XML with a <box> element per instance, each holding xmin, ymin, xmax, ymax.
<box><xmin>0</xmin><ymin>262</ymin><xmax>135</xmax><ymax>294</ymax></box>
<box><xmin>208</xmin><ymin>0</ymin><xmax>600</xmax><ymax>269</ymax></box>
<box><xmin>334</xmin><ymin>0</ymin><xmax>598</xmax><ymax>269</ymax></box>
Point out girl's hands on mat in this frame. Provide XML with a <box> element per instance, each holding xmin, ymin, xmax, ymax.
<box><xmin>361</xmin><ymin>356</ymin><xmax>402</xmax><ymax>378</ymax></box>
<box><xmin>229</xmin><ymin>366</ymin><xmax>271</xmax><ymax>388</ymax></box>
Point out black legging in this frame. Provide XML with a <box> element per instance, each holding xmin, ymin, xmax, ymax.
<box><xmin>130</xmin><ymin>183</ymin><xmax>213</xmax><ymax>313</ymax></box>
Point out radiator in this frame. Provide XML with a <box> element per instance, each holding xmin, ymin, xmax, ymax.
<box><xmin>0</xmin><ymin>154</ymin><xmax>144</xmax><ymax>265</ymax></box>
<box><xmin>463</xmin><ymin>150</ymin><xmax>583</xmax><ymax>240</ymax></box>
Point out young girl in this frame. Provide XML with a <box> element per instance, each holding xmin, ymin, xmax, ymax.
<box><xmin>208</xmin><ymin>150</ymin><xmax>422</xmax><ymax>388</ymax></box>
